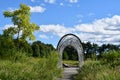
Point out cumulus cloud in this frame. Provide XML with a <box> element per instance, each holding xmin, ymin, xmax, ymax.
<box><xmin>40</xmin><ymin>24</ymin><xmax>75</xmax><ymax>37</ymax></box>
<box><xmin>3</xmin><ymin>24</ymin><xmax>17</xmax><ymax>30</ymax></box>
<box><xmin>75</xmin><ymin>15</ymin><xmax>120</xmax><ymax>44</ymax></box>
<box><xmin>60</xmin><ymin>3</ymin><xmax>64</xmax><ymax>6</ymax></box>
<box><xmin>3</xmin><ymin>15</ymin><xmax>120</xmax><ymax>45</ymax></box>
<box><xmin>8</xmin><ymin>6</ymin><xmax>46</xmax><ymax>13</ymax></box>
<box><xmin>39</xmin><ymin>34</ymin><xmax>48</xmax><ymax>39</ymax></box>
<box><xmin>69</xmin><ymin>0</ymin><xmax>78</xmax><ymax>3</ymax></box>
<box><xmin>40</xmin><ymin>15</ymin><xmax>120</xmax><ymax>45</ymax></box>
<box><xmin>76</xmin><ymin>15</ymin><xmax>120</xmax><ymax>35</ymax></box>
<box><xmin>44</xmin><ymin>0</ymin><xmax>55</xmax><ymax>4</ymax></box>
<box><xmin>7</xmin><ymin>8</ymin><xmax>16</xmax><ymax>12</ymax></box>
<box><xmin>31</xmin><ymin>0</ymin><xmax>35</xmax><ymax>2</ymax></box>
<box><xmin>30</xmin><ymin>6</ymin><xmax>46</xmax><ymax>13</ymax></box>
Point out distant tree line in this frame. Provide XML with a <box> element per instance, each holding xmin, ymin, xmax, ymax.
<box><xmin>0</xmin><ymin>34</ymin><xmax>55</xmax><ymax>58</ymax></box>
<box><xmin>63</xmin><ymin>41</ymin><xmax>120</xmax><ymax>61</ymax></box>
<box><xmin>1</xmin><ymin>31</ymin><xmax>120</xmax><ymax>59</ymax></box>
<box><xmin>0</xmin><ymin>32</ymin><xmax>55</xmax><ymax>58</ymax></box>
<box><xmin>31</xmin><ymin>41</ymin><xmax>55</xmax><ymax>57</ymax></box>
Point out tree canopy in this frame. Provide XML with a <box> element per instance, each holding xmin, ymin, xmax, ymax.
<box><xmin>3</xmin><ymin>4</ymin><xmax>39</xmax><ymax>41</ymax></box>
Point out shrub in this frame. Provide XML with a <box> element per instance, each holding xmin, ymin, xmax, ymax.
<box><xmin>102</xmin><ymin>50</ymin><xmax>120</xmax><ymax>61</ymax></box>
<box><xmin>101</xmin><ymin>50</ymin><xmax>120</xmax><ymax>66</ymax></box>
<box><xmin>74</xmin><ymin>60</ymin><xmax>120</xmax><ymax>80</ymax></box>
<box><xmin>0</xmin><ymin>49</ymin><xmax>28</xmax><ymax>63</ymax></box>
<box><xmin>0</xmin><ymin>36</ymin><xmax>15</xmax><ymax>57</ymax></box>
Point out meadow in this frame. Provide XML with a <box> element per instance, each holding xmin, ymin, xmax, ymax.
<box><xmin>74</xmin><ymin>50</ymin><xmax>120</xmax><ymax>80</ymax></box>
<box><xmin>0</xmin><ymin>51</ymin><xmax>61</xmax><ymax>80</ymax></box>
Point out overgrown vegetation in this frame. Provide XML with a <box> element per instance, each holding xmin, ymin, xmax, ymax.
<box><xmin>0</xmin><ymin>51</ymin><xmax>61</xmax><ymax>80</ymax></box>
<box><xmin>63</xmin><ymin>42</ymin><xmax>120</xmax><ymax>61</ymax></box>
<box><xmin>75</xmin><ymin>50</ymin><xmax>120</xmax><ymax>80</ymax></box>
<box><xmin>0</xmin><ymin>3</ymin><xmax>55</xmax><ymax>58</ymax></box>
<box><xmin>102</xmin><ymin>50</ymin><xmax>120</xmax><ymax>66</ymax></box>
<box><xmin>0</xmin><ymin>4</ymin><xmax>61</xmax><ymax>80</ymax></box>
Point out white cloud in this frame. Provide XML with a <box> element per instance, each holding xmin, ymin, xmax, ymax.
<box><xmin>40</xmin><ymin>24</ymin><xmax>75</xmax><ymax>37</ymax></box>
<box><xmin>3</xmin><ymin>24</ymin><xmax>17</xmax><ymax>30</ymax></box>
<box><xmin>8</xmin><ymin>6</ymin><xmax>46</xmax><ymax>13</ymax></box>
<box><xmin>30</xmin><ymin>6</ymin><xmax>46</xmax><ymax>13</ymax></box>
<box><xmin>75</xmin><ymin>15</ymin><xmax>120</xmax><ymax>35</ymax></box>
<box><xmin>60</xmin><ymin>3</ymin><xmax>64</xmax><ymax>6</ymax></box>
<box><xmin>39</xmin><ymin>34</ymin><xmax>48</xmax><ymax>39</ymax></box>
<box><xmin>78</xmin><ymin>19</ymin><xmax>82</xmax><ymax>23</ymax></box>
<box><xmin>3</xmin><ymin>15</ymin><xmax>120</xmax><ymax>45</ymax></box>
<box><xmin>8</xmin><ymin>8</ymin><xmax>16</xmax><ymax>12</ymax></box>
<box><xmin>40</xmin><ymin>15</ymin><xmax>120</xmax><ymax>45</ymax></box>
<box><xmin>31</xmin><ymin>0</ymin><xmax>35</xmax><ymax>2</ymax></box>
<box><xmin>74</xmin><ymin>15</ymin><xmax>120</xmax><ymax>44</ymax></box>
<box><xmin>44</xmin><ymin>0</ymin><xmax>55</xmax><ymax>4</ymax></box>
<box><xmin>69</xmin><ymin>0</ymin><xmax>78</xmax><ymax>3</ymax></box>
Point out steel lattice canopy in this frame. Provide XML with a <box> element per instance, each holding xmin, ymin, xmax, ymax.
<box><xmin>57</xmin><ymin>33</ymin><xmax>84</xmax><ymax>68</ymax></box>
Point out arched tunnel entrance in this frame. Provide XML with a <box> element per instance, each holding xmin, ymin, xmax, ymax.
<box><xmin>57</xmin><ymin>34</ymin><xmax>84</xmax><ymax>68</ymax></box>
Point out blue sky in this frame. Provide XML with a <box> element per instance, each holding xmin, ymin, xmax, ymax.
<box><xmin>0</xmin><ymin>0</ymin><xmax>120</xmax><ymax>47</ymax></box>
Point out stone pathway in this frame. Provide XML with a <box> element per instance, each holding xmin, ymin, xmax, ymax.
<box><xmin>58</xmin><ymin>67</ymin><xmax>78</xmax><ymax>80</ymax></box>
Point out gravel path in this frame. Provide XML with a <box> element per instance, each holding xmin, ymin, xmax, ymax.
<box><xmin>58</xmin><ymin>67</ymin><xmax>79</xmax><ymax>80</ymax></box>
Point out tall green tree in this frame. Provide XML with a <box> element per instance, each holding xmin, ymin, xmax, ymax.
<box><xmin>31</xmin><ymin>41</ymin><xmax>55</xmax><ymax>57</ymax></box>
<box><xmin>3</xmin><ymin>4</ymin><xmax>39</xmax><ymax>49</ymax></box>
<box><xmin>0</xmin><ymin>34</ymin><xmax>15</xmax><ymax>57</ymax></box>
<box><xmin>32</xmin><ymin>43</ymin><xmax>40</xmax><ymax>57</ymax></box>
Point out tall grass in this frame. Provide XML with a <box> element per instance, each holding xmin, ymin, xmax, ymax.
<box><xmin>0</xmin><ymin>51</ymin><xmax>61</xmax><ymax>80</ymax></box>
<box><xmin>75</xmin><ymin>50</ymin><xmax>120</xmax><ymax>80</ymax></box>
<box><xmin>101</xmin><ymin>50</ymin><xmax>120</xmax><ymax>67</ymax></box>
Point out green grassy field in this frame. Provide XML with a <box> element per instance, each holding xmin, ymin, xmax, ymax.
<box><xmin>74</xmin><ymin>50</ymin><xmax>120</xmax><ymax>80</ymax></box>
<box><xmin>0</xmin><ymin>51</ymin><xmax>61</xmax><ymax>80</ymax></box>
<box><xmin>74</xmin><ymin>60</ymin><xmax>120</xmax><ymax>80</ymax></box>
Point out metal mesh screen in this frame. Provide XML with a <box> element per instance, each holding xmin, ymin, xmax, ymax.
<box><xmin>57</xmin><ymin>34</ymin><xmax>84</xmax><ymax>68</ymax></box>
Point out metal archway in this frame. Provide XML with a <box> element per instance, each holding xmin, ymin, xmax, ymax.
<box><xmin>57</xmin><ymin>33</ymin><xmax>84</xmax><ymax>68</ymax></box>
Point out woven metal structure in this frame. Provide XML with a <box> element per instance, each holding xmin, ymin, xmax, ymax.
<box><xmin>57</xmin><ymin>33</ymin><xmax>84</xmax><ymax>68</ymax></box>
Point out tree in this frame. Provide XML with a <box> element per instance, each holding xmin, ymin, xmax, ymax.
<box><xmin>32</xmin><ymin>43</ymin><xmax>40</xmax><ymax>57</ymax></box>
<box><xmin>31</xmin><ymin>41</ymin><xmax>55</xmax><ymax>57</ymax></box>
<box><xmin>0</xmin><ymin>34</ymin><xmax>15</xmax><ymax>57</ymax></box>
<box><xmin>3</xmin><ymin>4</ymin><xmax>39</xmax><ymax>49</ymax></box>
